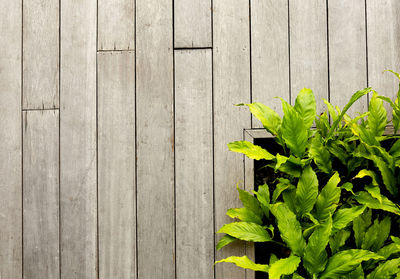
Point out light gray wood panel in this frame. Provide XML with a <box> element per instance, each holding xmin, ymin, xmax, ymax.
<box><xmin>97</xmin><ymin>51</ymin><xmax>136</xmax><ymax>279</ymax></box>
<box><xmin>0</xmin><ymin>0</ymin><xmax>22</xmax><ymax>277</ymax></box>
<box><xmin>175</xmin><ymin>49</ymin><xmax>213</xmax><ymax>279</ymax></box>
<box><xmin>251</xmin><ymin>0</ymin><xmax>289</xmax><ymax>124</ymax></box>
<box><xmin>23</xmin><ymin>110</ymin><xmax>59</xmax><ymax>279</ymax></box>
<box><xmin>290</xmin><ymin>0</ymin><xmax>328</xmax><ymax>112</ymax></box>
<box><xmin>174</xmin><ymin>0</ymin><xmax>212</xmax><ymax>48</ymax></box>
<box><xmin>136</xmin><ymin>0</ymin><xmax>175</xmax><ymax>277</ymax></box>
<box><xmin>213</xmin><ymin>0</ymin><xmax>250</xmax><ymax>277</ymax></box>
<box><xmin>367</xmin><ymin>0</ymin><xmax>400</xmax><ymax>116</ymax></box>
<box><xmin>98</xmin><ymin>0</ymin><xmax>134</xmax><ymax>50</ymax></box>
<box><xmin>60</xmin><ymin>0</ymin><xmax>97</xmax><ymax>277</ymax></box>
<box><xmin>23</xmin><ymin>0</ymin><xmax>59</xmax><ymax>109</ymax></box>
<box><xmin>328</xmin><ymin>0</ymin><xmax>367</xmax><ymax>116</ymax></box>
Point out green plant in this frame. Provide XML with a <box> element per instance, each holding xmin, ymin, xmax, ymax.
<box><xmin>215</xmin><ymin>71</ymin><xmax>400</xmax><ymax>278</ymax></box>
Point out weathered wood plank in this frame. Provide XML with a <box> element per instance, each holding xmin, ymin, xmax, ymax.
<box><xmin>214</xmin><ymin>0</ymin><xmax>250</xmax><ymax>277</ymax></box>
<box><xmin>175</xmin><ymin>49</ymin><xmax>213</xmax><ymax>279</ymax></box>
<box><xmin>136</xmin><ymin>0</ymin><xmax>174</xmax><ymax>277</ymax></box>
<box><xmin>23</xmin><ymin>0</ymin><xmax>59</xmax><ymax>109</ymax></box>
<box><xmin>328</xmin><ymin>0</ymin><xmax>367</xmax><ymax>116</ymax></box>
<box><xmin>367</xmin><ymin>0</ymin><xmax>400</xmax><ymax>116</ymax></box>
<box><xmin>174</xmin><ymin>0</ymin><xmax>212</xmax><ymax>48</ymax></box>
<box><xmin>251</xmin><ymin>0</ymin><xmax>289</xmax><ymax>124</ymax></box>
<box><xmin>23</xmin><ymin>110</ymin><xmax>59</xmax><ymax>279</ymax></box>
<box><xmin>289</xmin><ymin>0</ymin><xmax>328</xmax><ymax>111</ymax></box>
<box><xmin>60</xmin><ymin>0</ymin><xmax>97</xmax><ymax>277</ymax></box>
<box><xmin>97</xmin><ymin>51</ymin><xmax>136</xmax><ymax>279</ymax></box>
<box><xmin>0</xmin><ymin>0</ymin><xmax>22</xmax><ymax>277</ymax></box>
<box><xmin>98</xmin><ymin>0</ymin><xmax>134</xmax><ymax>50</ymax></box>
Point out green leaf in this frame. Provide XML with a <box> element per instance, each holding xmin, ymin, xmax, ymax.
<box><xmin>354</xmin><ymin>191</ymin><xmax>400</xmax><ymax>215</ymax></box>
<box><xmin>319</xmin><ymin>249</ymin><xmax>384</xmax><ymax>279</ymax></box>
<box><xmin>281</xmin><ymin>99</ymin><xmax>308</xmax><ymax>157</ymax></box>
<box><xmin>217</xmin><ymin>222</ymin><xmax>272</xmax><ymax>242</ymax></box>
<box><xmin>239</xmin><ymin>103</ymin><xmax>282</xmax><ymax>136</ymax></box>
<box><xmin>226</xmin><ymin>208</ymin><xmax>263</xmax><ymax>225</ymax></box>
<box><xmin>330</xmin><ymin>229</ymin><xmax>351</xmax><ymax>254</ymax></box>
<box><xmin>296</xmin><ymin>165</ymin><xmax>318</xmax><ymax>217</ymax></box>
<box><xmin>309</xmin><ymin>133</ymin><xmax>332</xmax><ymax>174</ymax></box>
<box><xmin>324</xmin><ymin>99</ymin><xmax>338</xmax><ymax>123</ymax></box>
<box><xmin>361</xmin><ymin>216</ymin><xmax>391</xmax><ymax>252</ymax></box>
<box><xmin>332</xmin><ymin>205</ymin><xmax>366</xmax><ymax>233</ymax></box>
<box><xmin>272</xmin><ymin>178</ymin><xmax>294</xmax><ymax>203</ymax></box>
<box><xmin>353</xmin><ymin>209</ymin><xmax>372</xmax><ymax>248</ymax></box>
<box><xmin>282</xmin><ymin>188</ymin><xmax>297</xmax><ymax>214</ymax></box>
<box><xmin>215</xmin><ymin>255</ymin><xmax>269</xmax><ymax>272</ymax></box>
<box><xmin>303</xmin><ymin>217</ymin><xmax>332</xmax><ymax>274</ymax></box>
<box><xmin>377</xmin><ymin>242</ymin><xmax>400</xmax><ymax>259</ymax></box>
<box><xmin>228</xmin><ymin>141</ymin><xmax>275</xmax><ymax>161</ymax></box>
<box><xmin>269</xmin><ymin>255</ymin><xmax>301</xmax><ymax>279</ymax></box>
<box><xmin>270</xmin><ymin>203</ymin><xmax>306</xmax><ymax>256</ymax></box>
<box><xmin>366</xmin><ymin>258</ymin><xmax>400</xmax><ymax>279</ymax></box>
<box><xmin>368</xmin><ymin>92</ymin><xmax>387</xmax><ymax>137</ymax></box>
<box><xmin>238</xmin><ymin>188</ymin><xmax>264</xmax><ymax>218</ymax></box>
<box><xmin>275</xmin><ymin>153</ymin><xmax>289</xmax><ymax>171</ymax></box>
<box><xmin>294</xmin><ymin>88</ymin><xmax>316</xmax><ymax>129</ymax></box>
<box><xmin>354</xmin><ymin>170</ymin><xmax>382</xmax><ymax>203</ymax></box>
<box><xmin>315</xmin><ymin>172</ymin><xmax>341</xmax><ymax>222</ymax></box>
<box><xmin>253</xmin><ymin>184</ymin><xmax>270</xmax><ymax>217</ymax></box>
<box><xmin>346</xmin><ymin>265</ymin><xmax>364</xmax><ymax>279</ymax></box>
<box><xmin>216</xmin><ymin>235</ymin><xmax>236</xmax><ymax>250</ymax></box>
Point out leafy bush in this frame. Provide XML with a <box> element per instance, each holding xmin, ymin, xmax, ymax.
<box><xmin>215</xmin><ymin>71</ymin><xmax>400</xmax><ymax>278</ymax></box>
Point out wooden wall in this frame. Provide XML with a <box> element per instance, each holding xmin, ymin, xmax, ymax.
<box><xmin>1</xmin><ymin>0</ymin><xmax>400</xmax><ymax>278</ymax></box>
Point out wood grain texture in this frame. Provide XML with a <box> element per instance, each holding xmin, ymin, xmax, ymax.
<box><xmin>136</xmin><ymin>0</ymin><xmax>175</xmax><ymax>277</ymax></box>
<box><xmin>328</xmin><ymin>0</ymin><xmax>367</xmax><ymax>116</ymax></box>
<box><xmin>290</xmin><ymin>0</ymin><xmax>328</xmax><ymax>112</ymax></box>
<box><xmin>0</xmin><ymin>0</ymin><xmax>22</xmax><ymax>277</ymax></box>
<box><xmin>175</xmin><ymin>49</ymin><xmax>213</xmax><ymax>279</ymax></box>
<box><xmin>97</xmin><ymin>51</ymin><xmax>136</xmax><ymax>279</ymax></box>
<box><xmin>367</xmin><ymin>0</ymin><xmax>400</xmax><ymax>116</ymax></box>
<box><xmin>251</xmin><ymin>0</ymin><xmax>289</xmax><ymax>123</ymax></box>
<box><xmin>213</xmin><ymin>0</ymin><xmax>250</xmax><ymax>278</ymax></box>
<box><xmin>23</xmin><ymin>0</ymin><xmax>59</xmax><ymax>109</ymax></box>
<box><xmin>98</xmin><ymin>0</ymin><xmax>134</xmax><ymax>50</ymax></box>
<box><xmin>60</xmin><ymin>0</ymin><xmax>97</xmax><ymax>277</ymax></box>
<box><xmin>174</xmin><ymin>0</ymin><xmax>212</xmax><ymax>48</ymax></box>
<box><xmin>23</xmin><ymin>110</ymin><xmax>59</xmax><ymax>279</ymax></box>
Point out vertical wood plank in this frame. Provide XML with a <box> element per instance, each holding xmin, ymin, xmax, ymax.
<box><xmin>290</xmin><ymin>0</ymin><xmax>328</xmax><ymax>111</ymax></box>
<box><xmin>0</xmin><ymin>0</ymin><xmax>22</xmax><ymax>277</ymax></box>
<box><xmin>367</xmin><ymin>0</ymin><xmax>400</xmax><ymax>115</ymax></box>
<box><xmin>98</xmin><ymin>0</ymin><xmax>134</xmax><ymax>50</ymax></box>
<box><xmin>328</xmin><ymin>0</ymin><xmax>367</xmax><ymax>115</ymax></box>
<box><xmin>213</xmin><ymin>0</ymin><xmax>250</xmax><ymax>277</ymax></box>
<box><xmin>174</xmin><ymin>0</ymin><xmax>212</xmax><ymax>48</ymax></box>
<box><xmin>175</xmin><ymin>49</ymin><xmax>213</xmax><ymax>279</ymax></box>
<box><xmin>23</xmin><ymin>110</ymin><xmax>59</xmax><ymax>279</ymax></box>
<box><xmin>251</xmin><ymin>0</ymin><xmax>289</xmax><ymax>123</ymax></box>
<box><xmin>60</xmin><ymin>0</ymin><xmax>97</xmax><ymax>277</ymax></box>
<box><xmin>97</xmin><ymin>51</ymin><xmax>136</xmax><ymax>279</ymax></box>
<box><xmin>23</xmin><ymin>0</ymin><xmax>59</xmax><ymax>109</ymax></box>
<box><xmin>136</xmin><ymin>0</ymin><xmax>175</xmax><ymax>278</ymax></box>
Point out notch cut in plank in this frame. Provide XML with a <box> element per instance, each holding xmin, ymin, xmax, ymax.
<box><xmin>175</xmin><ymin>49</ymin><xmax>213</xmax><ymax>279</ymax></box>
<box><xmin>0</xmin><ymin>0</ymin><xmax>22</xmax><ymax>277</ymax></box>
<box><xmin>367</xmin><ymin>0</ymin><xmax>400</xmax><ymax>118</ymax></box>
<box><xmin>251</xmin><ymin>0</ymin><xmax>289</xmax><ymax>125</ymax></box>
<box><xmin>289</xmin><ymin>0</ymin><xmax>328</xmax><ymax>112</ymax></box>
<box><xmin>23</xmin><ymin>110</ymin><xmax>59</xmax><ymax>279</ymax></box>
<box><xmin>174</xmin><ymin>0</ymin><xmax>212</xmax><ymax>48</ymax></box>
<box><xmin>136</xmin><ymin>0</ymin><xmax>174</xmax><ymax>277</ymax></box>
<box><xmin>98</xmin><ymin>0</ymin><xmax>134</xmax><ymax>50</ymax></box>
<box><xmin>23</xmin><ymin>0</ymin><xmax>59</xmax><ymax>109</ymax></box>
<box><xmin>328</xmin><ymin>0</ymin><xmax>367</xmax><ymax>116</ymax></box>
<box><xmin>98</xmin><ymin>51</ymin><xmax>136</xmax><ymax>279</ymax></box>
<box><xmin>60</xmin><ymin>0</ymin><xmax>97</xmax><ymax>278</ymax></box>
<box><xmin>213</xmin><ymin>0</ymin><xmax>250</xmax><ymax>278</ymax></box>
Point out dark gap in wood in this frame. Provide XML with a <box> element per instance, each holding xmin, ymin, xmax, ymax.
<box><xmin>174</xmin><ymin>46</ymin><xmax>212</xmax><ymax>50</ymax></box>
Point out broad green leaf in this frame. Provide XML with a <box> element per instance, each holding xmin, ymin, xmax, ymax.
<box><xmin>389</xmin><ymin>139</ymin><xmax>400</xmax><ymax>158</ymax></box>
<box><xmin>368</xmin><ymin>92</ymin><xmax>387</xmax><ymax>137</ymax></box>
<box><xmin>227</xmin><ymin>208</ymin><xmax>263</xmax><ymax>225</ymax></box>
<box><xmin>353</xmin><ymin>209</ymin><xmax>372</xmax><ymax>248</ymax></box>
<box><xmin>354</xmin><ymin>169</ymin><xmax>382</xmax><ymax>203</ymax></box>
<box><xmin>238</xmin><ymin>188</ymin><xmax>264</xmax><ymax>218</ymax></box>
<box><xmin>366</xmin><ymin>258</ymin><xmax>400</xmax><ymax>279</ymax></box>
<box><xmin>216</xmin><ymin>235</ymin><xmax>236</xmax><ymax>250</ymax></box>
<box><xmin>342</xmin><ymin>182</ymin><xmax>355</xmax><ymax>195</ymax></box>
<box><xmin>254</xmin><ymin>184</ymin><xmax>270</xmax><ymax>217</ymax></box>
<box><xmin>293</xmin><ymin>274</ymin><xmax>305</xmax><ymax>279</ymax></box>
<box><xmin>239</xmin><ymin>103</ymin><xmax>282</xmax><ymax>136</ymax></box>
<box><xmin>303</xmin><ymin>217</ymin><xmax>332</xmax><ymax>274</ymax></box>
<box><xmin>316</xmin><ymin>111</ymin><xmax>330</xmax><ymax>137</ymax></box>
<box><xmin>270</xmin><ymin>203</ymin><xmax>306</xmax><ymax>256</ymax></box>
<box><xmin>328</xmin><ymin>141</ymin><xmax>349</xmax><ymax>165</ymax></box>
<box><xmin>346</xmin><ymin>265</ymin><xmax>364</xmax><ymax>279</ymax></box>
<box><xmin>269</xmin><ymin>255</ymin><xmax>301</xmax><ymax>279</ymax></box>
<box><xmin>309</xmin><ymin>133</ymin><xmax>332</xmax><ymax>174</ymax></box>
<box><xmin>215</xmin><ymin>255</ymin><xmax>269</xmax><ymax>272</ymax></box>
<box><xmin>217</xmin><ymin>222</ymin><xmax>272</xmax><ymax>242</ymax></box>
<box><xmin>269</xmin><ymin>253</ymin><xmax>278</xmax><ymax>265</ymax></box>
<box><xmin>324</xmin><ymin>99</ymin><xmax>338</xmax><ymax>123</ymax></box>
<box><xmin>282</xmin><ymin>188</ymin><xmax>297</xmax><ymax>213</ymax></box>
<box><xmin>332</xmin><ymin>205</ymin><xmax>366</xmax><ymax>233</ymax></box>
<box><xmin>296</xmin><ymin>165</ymin><xmax>318</xmax><ymax>217</ymax></box>
<box><xmin>275</xmin><ymin>153</ymin><xmax>289</xmax><ymax>170</ymax></box>
<box><xmin>281</xmin><ymin>99</ymin><xmax>308</xmax><ymax>157</ymax></box>
<box><xmin>319</xmin><ymin>249</ymin><xmax>384</xmax><ymax>279</ymax></box>
<box><xmin>272</xmin><ymin>178</ymin><xmax>294</xmax><ymax>203</ymax></box>
<box><xmin>362</xmin><ymin>216</ymin><xmax>391</xmax><ymax>252</ymax></box>
<box><xmin>294</xmin><ymin>88</ymin><xmax>316</xmax><ymax>129</ymax></box>
<box><xmin>330</xmin><ymin>229</ymin><xmax>351</xmax><ymax>254</ymax></box>
<box><xmin>354</xmin><ymin>191</ymin><xmax>400</xmax><ymax>215</ymax></box>
<box><xmin>277</xmin><ymin>160</ymin><xmax>302</xmax><ymax>177</ymax></box>
<box><xmin>228</xmin><ymin>141</ymin><xmax>275</xmax><ymax>160</ymax></box>
<box><xmin>315</xmin><ymin>172</ymin><xmax>341</xmax><ymax>222</ymax></box>
<box><xmin>377</xmin><ymin>242</ymin><xmax>400</xmax><ymax>259</ymax></box>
